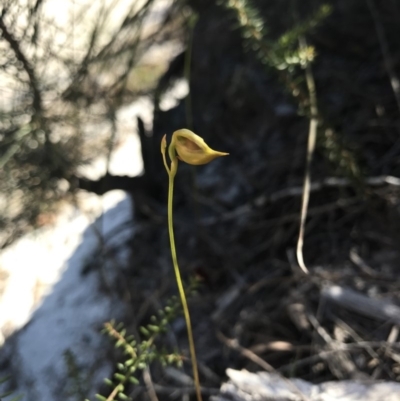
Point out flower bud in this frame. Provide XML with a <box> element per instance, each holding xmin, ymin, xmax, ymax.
<box><xmin>171</xmin><ymin>129</ymin><xmax>229</xmax><ymax>165</ymax></box>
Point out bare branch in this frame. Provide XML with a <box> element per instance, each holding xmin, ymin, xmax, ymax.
<box><xmin>0</xmin><ymin>14</ymin><xmax>43</xmax><ymax>117</ymax></box>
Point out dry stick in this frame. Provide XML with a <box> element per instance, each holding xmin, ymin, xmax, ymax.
<box><xmin>143</xmin><ymin>368</ymin><xmax>159</xmax><ymax>401</ymax></box>
<box><xmin>366</xmin><ymin>0</ymin><xmax>400</xmax><ymax>113</ymax></box>
<box><xmin>278</xmin><ymin>343</ymin><xmax>392</xmax><ymax>374</ymax></box>
<box><xmin>199</xmin><ymin>175</ymin><xmax>399</xmax><ymax>226</ymax></box>
<box><xmin>296</xmin><ymin>36</ymin><xmax>318</xmax><ymax>275</ymax></box>
<box><xmin>322</xmin><ymin>285</ymin><xmax>400</xmax><ymax>325</ymax></box>
<box><xmin>151</xmin><ymin>385</ymin><xmax>219</xmax><ymax>396</ymax></box>
<box><xmin>217</xmin><ymin>332</ymin><xmax>310</xmax><ymax>401</ymax></box>
<box><xmin>333</xmin><ymin>317</ymin><xmax>395</xmax><ymax>379</ymax></box>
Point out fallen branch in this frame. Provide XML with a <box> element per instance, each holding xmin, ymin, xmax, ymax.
<box><xmin>322</xmin><ymin>285</ymin><xmax>400</xmax><ymax>325</ymax></box>
<box><xmin>213</xmin><ymin>369</ymin><xmax>400</xmax><ymax>401</ymax></box>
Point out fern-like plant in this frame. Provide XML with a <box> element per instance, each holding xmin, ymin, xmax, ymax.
<box><xmin>91</xmin><ymin>279</ymin><xmax>200</xmax><ymax>401</ymax></box>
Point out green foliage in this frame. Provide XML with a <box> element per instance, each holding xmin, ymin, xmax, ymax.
<box><xmin>63</xmin><ymin>349</ymin><xmax>92</xmax><ymax>401</ymax></box>
<box><xmin>222</xmin><ymin>0</ymin><xmax>361</xmax><ymax>181</ymax></box>
<box><xmin>0</xmin><ymin>376</ymin><xmax>22</xmax><ymax>401</ymax></box>
<box><xmin>321</xmin><ymin>129</ymin><xmax>362</xmax><ymax>182</ymax></box>
<box><xmin>92</xmin><ymin>281</ymin><xmax>199</xmax><ymax>401</ymax></box>
<box><xmin>222</xmin><ymin>0</ymin><xmax>331</xmax><ymax>71</ymax></box>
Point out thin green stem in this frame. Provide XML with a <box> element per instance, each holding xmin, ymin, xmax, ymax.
<box><xmin>167</xmin><ymin>172</ymin><xmax>203</xmax><ymax>401</ymax></box>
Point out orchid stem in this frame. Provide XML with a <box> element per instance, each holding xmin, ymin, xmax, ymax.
<box><xmin>161</xmin><ymin>129</ymin><xmax>227</xmax><ymax>401</ymax></box>
<box><xmin>167</xmin><ymin>170</ymin><xmax>203</xmax><ymax>401</ymax></box>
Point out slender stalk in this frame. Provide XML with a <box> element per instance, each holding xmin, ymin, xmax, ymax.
<box><xmin>296</xmin><ymin>36</ymin><xmax>317</xmax><ymax>275</ymax></box>
<box><xmin>167</xmin><ymin>173</ymin><xmax>203</xmax><ymax>401</ymax></box>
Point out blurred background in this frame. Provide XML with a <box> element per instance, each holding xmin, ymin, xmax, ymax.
<box><xmin>1</xmin><ymin>0</ymin><xmax>400</xmax><ymax>400</ymax></box>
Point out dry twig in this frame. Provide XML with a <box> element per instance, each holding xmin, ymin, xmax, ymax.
<box><xmin>296</xmin><ymin>36</ymin><xmax>318</xmax><ymax>275</ymax></box>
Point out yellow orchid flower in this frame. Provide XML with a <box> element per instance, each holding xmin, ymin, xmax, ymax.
<box><xmin>170</xmin><ymin>129</ymin><xmax>229</xmax><ymax>165</ymax></box>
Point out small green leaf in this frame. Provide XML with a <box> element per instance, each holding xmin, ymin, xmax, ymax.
<box><xmin>147</xmin><ymin>324</ymin><xmax>159</xmax><ymax>333</ymax></box>
<box><xmin>125</xmin><ymin>358</ymin><xmax>135</xmax><ymax>367</ymax></box>
<box><xmin>114</xmin><ymin>373</ymin><xmax>126</xmax><ymax>382</ymax></box>
<box><xmin>139</xmin><ymin>327</ymin><xmax>150</xmax><ymax>337</ymax></box>
<box><xmin>128</xmin><ymin>376</ymin><xmax>139</xmax><ymax>385</ymax></box>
